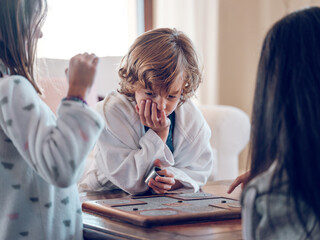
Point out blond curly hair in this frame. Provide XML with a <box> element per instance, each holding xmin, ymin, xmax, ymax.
<box><xmin>118</xmin><ymin>28</ymin><xmax>202</xmax><ymax>105</ymax></box>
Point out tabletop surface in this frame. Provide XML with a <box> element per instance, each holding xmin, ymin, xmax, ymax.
<box><xmin>80</xmin><ymin>180</ymin><xmax>243</xmax><ymax>240</ymax></box>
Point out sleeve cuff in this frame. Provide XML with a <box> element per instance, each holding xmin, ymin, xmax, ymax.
<box><xmin>142</xmin><ymin>129</ymin><xmax>174</xmax><ymax>167</ymax></box>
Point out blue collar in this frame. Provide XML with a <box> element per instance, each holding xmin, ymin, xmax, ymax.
<box><xmin>144</xmin><ymin>112</ymin><xmax>175</xmax><ymax>153</ymax></box>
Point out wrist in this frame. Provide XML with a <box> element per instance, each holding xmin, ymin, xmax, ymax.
<box><xmin>62</xmin><ymin>96</ymin><xmax>87</xmax><ymax>105</ymax></box>
<box><xmin>155</xmin><ymin>127</ymin><xmax>169</xmax><ymax>143</ymax></box>
<box><xmin>67</xmin><ymin>86</ymin><xmax>90</xmax><ymax>100</ymax></box>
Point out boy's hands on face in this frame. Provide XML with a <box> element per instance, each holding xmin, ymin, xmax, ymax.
<box><xmin>136</xmin><ymin>99</ymin><xmax>170</xmax><ymax>142</ymax></box>
<box><xmin>147</xmin><ymin>159</ymin><xmax>176</xmax><ymax>194</ymax></box>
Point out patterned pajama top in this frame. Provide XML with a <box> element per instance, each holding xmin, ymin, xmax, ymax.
<box><xmin>0</xmin><ymin>66</ymin><xmax>103</xmax><ymax>240</ymax></box>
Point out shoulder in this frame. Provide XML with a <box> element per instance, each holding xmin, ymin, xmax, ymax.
<box><xmin>96</xmin><ymin>91</ymin><xmax>138</xmax><ymax>125</ymax></box>
<box><xmin>241</xmin><ymin>161</ymin><xmax>289</xmax><ymax>213</ymax></box>
<box><xmin>0</xmin><ymin>75</ymin><xmax>39</xmax><ymax>109</ymax></box>
<box><xmin>175</xmin><ymin>99</ymin><xmax>210</xmax><ymax>140</ymax></box>
<box><xmin>244</xmin><ymin>162</ymin><xmax>278</xmax><ymax>196</ymax></box>
<box><xmin>96</xmin><ymin>91</ymin><xmax>134</xmax><ymax>114</ymax></box>
<box><xmin>176</xmin><ymin>99</ymin><xmax>206</xmax><ymax>122</ymax></box>
<box><xmin>240</xmin><ymin>163</ymin><xmax>278</xmax><ymax>239</ymax></box>
<box><xmin>0</xmin><ymin>75</ymin><xmax>35</xmax><ymax>94</ymax></box>
<box><xmin>241</xmin><ymin>163</ymin><xmax>319</xmax><ymax>239</ymax></box>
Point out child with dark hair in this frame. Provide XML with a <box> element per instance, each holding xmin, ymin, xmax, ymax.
<box><xmin>79</xmin><ymin>28</ymin><xmax>214</xmax><ymax>195</ymax></box>
<box><xmin>240</xmin><ymin>7</ymin><xmax>320</xmax><ymax>239</ymax></box>
<box><xmin>0</xmin><ymin>0</ymin><xmax>103</xmax><ymax>239</ymax></box>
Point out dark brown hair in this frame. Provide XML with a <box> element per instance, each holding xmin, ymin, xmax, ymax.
<box><xmin>0</xmin><ymin>0</ymin><xmax>47</xmax><ymax>93</ymax></box>
<box><xmin>118</xmin><ymin>28</ymin><xmax>202</xmax><ymax>104</ymax></box>
<box><xmin>248</xmin><ymin>6</ymin><xmax>320</xmax><ymax>235</ymax></box>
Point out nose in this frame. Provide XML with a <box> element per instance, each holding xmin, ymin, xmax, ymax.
<box><xmin>154</xmin><ymin>96</ymin><xmax>166</xmax><ymax>111</ymax></box>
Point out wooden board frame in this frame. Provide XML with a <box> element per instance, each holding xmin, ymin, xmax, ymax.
<box><xmin>82</xmin><ymin>192</ymin><xmax>241</xmax><ymax>227</ymax></box>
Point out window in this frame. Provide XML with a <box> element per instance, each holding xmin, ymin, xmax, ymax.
<box><xmin>37</xmin><ymin>0</ymin><xmax>138</xmax><ymax>59</ymax></box>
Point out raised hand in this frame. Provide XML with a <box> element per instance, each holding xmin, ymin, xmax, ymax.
<box><xmin>66</xmin><ymin>53</ymin><xmax>99</xmax><ymax>99</ymax></box>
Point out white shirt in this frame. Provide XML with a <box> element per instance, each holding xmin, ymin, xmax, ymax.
<box><xmin>79</xmin><ymin>91</ymin><xmax>214</xmax><ymax>195</ymax></box>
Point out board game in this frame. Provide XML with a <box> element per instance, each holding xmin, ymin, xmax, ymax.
<box><xmin>82</xmin><ymin>192</ymin><xmax>241</xmax><ymax>227</ymax></box>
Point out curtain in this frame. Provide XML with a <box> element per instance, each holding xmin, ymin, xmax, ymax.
<box><xmin>154</xmin><ymin>0</ymin><xmax>219</xmax><ymax>105</ymax></box>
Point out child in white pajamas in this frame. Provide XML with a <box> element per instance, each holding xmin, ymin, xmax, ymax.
<box><xmin>79</xmin><ymin>28</ymin><xmax>214</xmax><ymax>195</ymax></box>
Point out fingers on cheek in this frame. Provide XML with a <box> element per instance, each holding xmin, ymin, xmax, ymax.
<box><xmin>145</xmin><ymin>100</ymin><xmax>151</xmax><ymax>115</ymax></box>
<box><xmin>162</xmin><ymin>110</ymin><xmax>166</xmax><ymax>118</ymax></box>
<box><xmin>152</xmin><ymin>103</ymin><xmax>157</xmax><ymax>112</ymax></box>
<box><xmin>139</xmin><ymin>101</ymin><xmax>145</xmax><ymax>114</ymax></box>
<box><xmin>162</xmin><ymin>111</ymin><xmax>167</xmax><ymax>123</ymax></box>
<box><xmin>171</xmin><ymin>178</ymin><xmax>175</xmax><ymax>185</ymax></box>
<box><xmin>138</xmin><ymin>105</ymin><xmax>147</xmax><ymax>122</ymax></box>
<box><xmin>151</xmin><ymin>104</ymin><xmax>158</xmax><ymax>124</ymax></box>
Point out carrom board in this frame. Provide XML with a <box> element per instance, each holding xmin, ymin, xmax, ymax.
<box><xmin>82</xmin><ymin>192</ymin><xmax>241</xmax><ymax>227</ymax></box>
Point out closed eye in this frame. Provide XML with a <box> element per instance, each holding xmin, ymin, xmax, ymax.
<box><xmin>167</xmin><ymin>90</ymin><xmax>181</xmax><ymax>99</ymax></box>
<box><xmin>168</xmin><ymin>95</ymin><xmax>177</xmax><ymax>99</ymax></box>
<box><xmin>145</xmin><ymin>92</ymin><xmax>155</xmax><ymax>97</ymax></box>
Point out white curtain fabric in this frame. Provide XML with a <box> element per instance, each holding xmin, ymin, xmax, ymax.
<box><xmin>153</xmin><ymin>0</ymin><xmax>219</xmax><ymax>105</ymax></box>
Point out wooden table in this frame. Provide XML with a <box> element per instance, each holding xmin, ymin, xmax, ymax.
<box><xmin>80</xmin><ymin>180</ymin><xmax>242</xmax><ymax>240</ymax></box>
